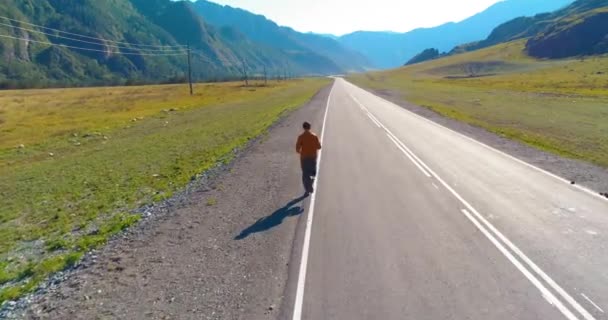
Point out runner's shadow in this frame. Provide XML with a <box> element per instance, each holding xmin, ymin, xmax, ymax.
<box><xmin>235</xmin><ymin>195</ymin><xmax>308</xmax><ymax>240</ymax></box>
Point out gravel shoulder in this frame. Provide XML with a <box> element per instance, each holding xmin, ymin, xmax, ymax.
<box><xmin>357</xmin><ymin>86</ymin><xmax>608</xmax><ymax>195</ymax></box>
<box><xmin>12</xmin><ymin>84</ymin><xmax>331</xmax><ymax>320</ymax></box>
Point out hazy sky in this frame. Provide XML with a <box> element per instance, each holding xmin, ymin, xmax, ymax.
<box><xmin>205</xmin><ymin>0</ymin><xmax>504</xmax><ymax>35</ymax></box>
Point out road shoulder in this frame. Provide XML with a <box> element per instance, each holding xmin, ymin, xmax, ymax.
<box><xmin>16</xmin><ymin>84</ymin><xmax>331</xmax><ymax>320</ymax></box>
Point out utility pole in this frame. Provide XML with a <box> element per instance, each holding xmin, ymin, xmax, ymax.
<box><xmin>263</xmin><ymin>65</ymin><xmax>268</xmax><ymax>86</ymax></box>
<box><xmin>241</xmin><ymin>60</ymin><xmax>249</xmax><ymax>86</ymax></box>
<box><xmin>187</xmin><ymin>43</ymin><xmax>193</xmax><ymax>95</ymax></box>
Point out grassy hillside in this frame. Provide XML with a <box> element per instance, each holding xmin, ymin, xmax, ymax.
<box><xmin>338</xmin><ymin>0</ymin><xmax>573</xmax><ymax>68</ymax></box>
<box><xmin>0</xmin><ymin>78</ymin><xmax>330</xmax><ymax>302</ymax></box>
<box><xmin>0</xmin><ymin>0</ymin><xmax>339</xmax><ymax>88</ymax></box>
<box><xmin>192</xmin><ymin>0</ymin><xmax>371</xmax><ymax>73</ymax></box>
<box><xmin>455</xmin><ymin>0</ymin><xmax>608</xmax><ymax>58</ymax></box>
<box><xmin>349</xmin><ymin>40</ymin><xmax>608</xmax><ymax>167</ymax></box>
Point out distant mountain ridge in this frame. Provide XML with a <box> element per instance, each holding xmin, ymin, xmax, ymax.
<box><xmin>192</xmin><ymin>0</ymin><xmax>372</xmax><ymax>72</ymax></box>
<box><xmin>453</xmin><ymin>0</ymin><xmax>608</xmax><ymax>58</ymax></box>
<box><xmin>338</xmin><ymin>0</ymin><xmax>575</xmax><ymax>68</ymax></box>
<box><xmin>0</xmin><ymin>0</ymin><xmax>366</xmax><ymax>88</ymax></box>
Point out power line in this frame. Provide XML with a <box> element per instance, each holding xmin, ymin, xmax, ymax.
<box><xmin>0</xmin><ymin>15</ymin><xmax>188</xmax><ymax>49</ymax></box>
<box><xmin>0</xmin><ymin>33</ymin><xmax>187</xmax><ymax>56</ymax></box>
<box><xmin>0</xmin><ymin>21</ymin><xmax>186</xmax><ymax>53</ymax></box>
<box><xmin>191</xmin><ymin>50</ymin><xmax>220</xmax><ymax>65</ymax></box>
<box><xmin>187</xmin><ymin>43</ymin><xmax>193</xmax><ymax>95</ymax></box>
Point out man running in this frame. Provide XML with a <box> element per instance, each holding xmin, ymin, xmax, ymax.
<box><xmin>296</xmin><ymin>122</ymin><xmax>321</xmax><ymax>195</ymax></box>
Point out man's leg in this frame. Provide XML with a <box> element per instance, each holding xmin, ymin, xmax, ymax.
<box><xmin>308</xmin><ymin>159</ymin><xmax>317</xmax><ymax>193</ymax></box>
<box><xmin>301</xmin><ymin>158</ymin><xmax>314</xmax><ymax>193</ymax></box>
<box><xmin>310</xmin><ymin>159</ymin><xmax>317</xmax><ymax>178</ymax></box>
<box><xmin>305</xmin><ymin>158</ymin><xmax>316</xmax><ymax>193</ymax></box>
<box><xmin>301</xmin><ymin>159</ymin><xmax>311</xmax><ymax>193</ymax></box>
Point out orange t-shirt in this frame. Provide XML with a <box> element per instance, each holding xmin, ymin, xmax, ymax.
<box><xmin>296</xmin><ymin>131</ymin><xmax>321</xmax><ymax>159</ymax></box>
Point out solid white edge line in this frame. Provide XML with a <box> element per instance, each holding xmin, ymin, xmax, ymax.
<box><xmin>344</xmin><ymin>80</ymin><xmax>607</xmax><ymax>203</ymax></box>
<box><xmin>581</xmin><ymin>294</ymin><xmax>605</xmax><ymax>313</ymax></box>
<box><xmin>367</xmin><ymin>111</ymin><xmax>381</xmax><ymax>124</ymax></box>
<box><xmin>386</xmin><ymin>133</ymin><xmax>432</xmax><ymax>178</ymax></box>
<box><xmin>460</xmin><ymin>209</ymin><xmax>579</xmax><ymax>320</ymax></box>
<box><xmin>466</xmin><ymin>200</ymin><xmax>598</xmax><ymax>320</ymax></box>
<box><xmin>366</xmin><ymin>113</ymin><xmax>382</xmax><ymax>128</ymax></box>
<box><xmin>291</xmin><ymin>81</ymin><xmax>334</xmax><ymax>320</ymax></box>
<box><xmin>387</xmin><ymin>115</ymin><xmax>596</xmax><ymax>320</ymax></box>
<box><xmin>347</xmin><ymin>80</ymin><xmax>595</xmax><ymax>320</ymax></box>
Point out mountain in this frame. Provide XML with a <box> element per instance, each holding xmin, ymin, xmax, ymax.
<box><xmin>338</xmin><ymin>0</ymin><xmax>575</xmax><ymax>69</ymax></box>
<box><xmin>453</xmin><ymin>0</ymin><xmax>608</xmax><ymax>58</ymax></box>
<box><xmin>405</xmin><ymin>48</ymin><xmax>442</xmax><ymax>66</ymax></box>
<box><xmin>192</xmin><ymin>0</ymin><xmax>372</xmax><ymax>72</ymax></box>
<box><xmin>0</xmin><ymin>0</ymin><xmax>347</xmax><ymax>89</ymax></box>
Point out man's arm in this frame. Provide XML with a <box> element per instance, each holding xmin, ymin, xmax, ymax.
<box><xmin>316</xmin><ymin>135</ymin><xmax>322</xmax><ymax>150</ymax></box>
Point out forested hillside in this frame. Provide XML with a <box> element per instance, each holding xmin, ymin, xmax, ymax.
<box><xmin>0</xmin><ymin>0</ymin><xmax>351</xmax><ymax>88</ymax></box>
<box><xmin>453</xmin><ymin>0</ymin><xmax>608</xmax><ymax>58</ymax></box>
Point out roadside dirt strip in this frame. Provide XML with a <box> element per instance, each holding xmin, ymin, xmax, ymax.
<box><xmin>18</xmin><ymin>85</ymin><xmax>331</xmax><ymax>320</ymax></box>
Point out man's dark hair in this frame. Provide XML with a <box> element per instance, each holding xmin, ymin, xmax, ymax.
<box><xmin>303</xmin><ymin>122</ymin><xmax>311</xmax><ymax>130</ymax></box>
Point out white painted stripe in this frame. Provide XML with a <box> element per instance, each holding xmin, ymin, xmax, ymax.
<box><xmin>366</xmin><ymin>113</ymin><xmax>381</xmax><ymax>128</ymax></box>
<box><xmin>351</xmin><ymin>95</ymin><xmax>369</xmax><ymax>113</ymax></box>
<box><xmin>386</xmin><ymin>133</ymin><xmax>432</xmax><ymax>178</ymax></box>
<box><xmin>461</xmin><ymin>209</ymin><xmax>579</xmax><ymax>320</ymax></box>
<box><xmin>385</xmin><ymin>130</ymin><xmax>435</xmax><ymax>178</ymax></box>
<box><xmin>292</xmin><ymin>82</ymin><xmax>334</xmax><ymax>320</ymax></box>
<box><xmin>581</xmin><ymin>293</ymin><xmax>604</xmax><ymax>313</ymax></box>
<box><xmin>348</xmin><ymin>84</ymin><xmax>595</xmax><ymax>320</ymax></box>
<box><xmin>346</xmin><ymin>80</ymin><xmax>607</xmax><ymax>203</ymax></box>
<box><xmin>466</xmin><ymin>197</ymin><xmax>598</xmax><ymax>320</ymax></box>
<box><xmin>388</xmin><ymin>124</ymin><xmax>596</xmax><ymax>320</ymax></box>
<box><xmin>432</xmin><ymin>183</ymin><xmax>440</xmax><ymax>190</ymax></box>
<box><xmin>367</xmin><ymin>111</ymin><xmax>382</xmax><ymax>125</ymax></box>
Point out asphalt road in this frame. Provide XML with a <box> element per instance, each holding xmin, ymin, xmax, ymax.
<box><xmin>291</xmin><ymin>78</ymin><xmax>608</xmax><ymax>320</ymax></box>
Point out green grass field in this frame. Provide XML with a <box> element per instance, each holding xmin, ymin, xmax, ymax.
<box><xmin>0</xmin><ymin>78</ymin><xmax>329</xmax><ymax>302</ymax></box>
<box><xmin>348</xmin><ymin>40</ymin><xmax>608</xmax><ymax>167</ymax></box>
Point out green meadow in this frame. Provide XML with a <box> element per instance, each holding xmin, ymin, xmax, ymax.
<box><xmin>0</xmin><ymin>78</ymin><xmax>329</xmax><ymax>302</ymax></box>
<box><xmin>349</xmin><ymin>40</ymin><xmax>608</xmax><ymax>167</ymax></box>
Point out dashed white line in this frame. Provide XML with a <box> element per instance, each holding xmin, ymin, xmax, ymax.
<box><xmin>461</xmin><ymin>209</ymin><xmax>579</xmax><ymax>320</ymax></box>
<box><xmin>292</xmin><ymin>82</ymin><xmax>334</xmax><ymax>320</ymax></box>
<box><xmin>354</xmin><ymin>93</ymin><xmax>432</xmax><ymax>178</ymax></box>
<box><xmin>346</xmin><ymin>80</ymin><xmax>608</xmax><ymax>203</ymax></box>
<box><xmin>581</xmin><ymin>294</ymin><xmax>604</xmax><ymax>313</ymax></box>
<box><xmin>349</xmin><ymin>85</ymin><xmax>596</xmax><ymax>320</ymax></box>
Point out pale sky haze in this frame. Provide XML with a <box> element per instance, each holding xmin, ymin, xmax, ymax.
<box><xmin>204</xmin><ymin>0</ymin><xmax>504</xmax><ymax>35</ymax></box>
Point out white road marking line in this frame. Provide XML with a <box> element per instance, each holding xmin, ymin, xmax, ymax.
<box><xmin>345</xmin><ymin>80</ymin><xmax>607</xmax><ymax>203</ymax></box>
<box><xmin>465</xmin><ymin>203</ymin><xmax>597</xmax><ymax>320</ymax></box>
<box><xmin>354</xmin><ymin>93</ymin><xmax>431</xmax><ymax>177</ymax></box>
<box><xmin>349</xmin><ymin>87</ymin><xmax>595</xmax><ymax>320</ymax></box>
<box><xmin>386</xmin><ymin>133</ymin><xmax>432</xmax><ymax>178</ymax></box>
<box><xmin>384</xmin><ymin>130</ymin><xmax>433</xmax><ymax>173</ymax></box>
<box><xmin>292</xmin><ymin>82</ymin><xmax>334</xmax><ymax>320</ymax></box>
<box><xmin>432</xmin><ymin>183</ymin><xmax>440</xmax><ymax>190</ymax></box>
<box><xmin>351</xmin><ymin>94</ymin><xmax>370</xmax><ymax>113</ymax></box>
<box><xmin>461</xmin><ymin>209</ymin><xmax>579</xmax><ymax>320</ymax></box>
<box><xmin>581</xmin><ymin>293</ymin><xmax>604</xmax><ymax>313</ymax></box>
<box><xmin>394</xmin><ymin>125</ymin><xmax>596</xmax><ymax>320</ymax></box>
<box><xmin>366</xmin><ymin>113</ymin><xmax>381</xmax><ymax>128</ymax></box>
<box><xmin>367</xmin><ymin>111</ymin><xmax>382</xmax><ymax>124</ymax></box>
